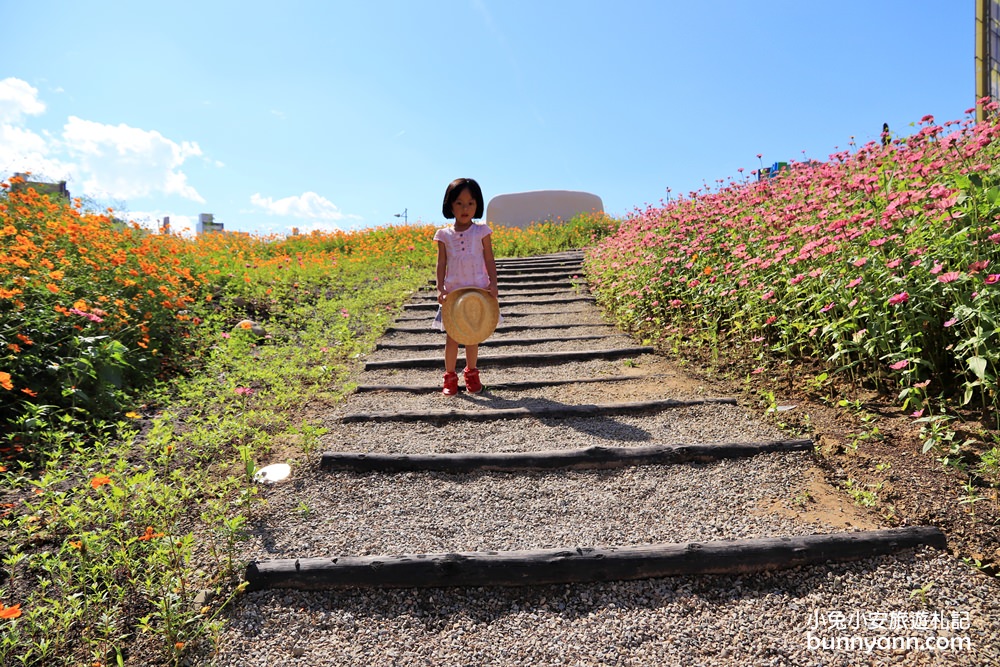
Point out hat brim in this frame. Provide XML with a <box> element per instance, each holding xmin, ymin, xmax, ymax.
<box><xmin>442</xmin><ymin>287</ymin><xmax>500</xmax><ymax>345</ymax></box>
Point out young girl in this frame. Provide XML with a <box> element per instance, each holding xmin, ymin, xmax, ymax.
<box><xmin>432</xmin><ymin>178</ymin><xmax>499</xmax><ymax>395</ymax></box>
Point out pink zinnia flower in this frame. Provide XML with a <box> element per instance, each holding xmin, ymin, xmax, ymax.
<box><xmin>70</xmin><ymin>307</ymin><xmax>103</xmax><ymax>323</ymax></box>
<box><xmin>820</xmin><ymin>302</ymin><xmax>834</xmax><ymax>313</ymax></box>
<box><xmin>235</xmin><ymin>387</ymin><xmax>255</xmax><ymax>396</ymax></box>
<box><xmin>888</xmin><ymin>292</ymin><xmax>909</xmax><ymax>305</ymax></box>
<box><xmin>886</xmin><ymin>258</ymin><xmax>902</xmax><ymax>269</ymax></box>
<box><xmin>937</xmin><ymin>271</ymin><xmax>961</xmax><ymax>283</ymax></box>
<box><xmin>930</xmin><ymin>263</ymin><xmax>943</xmax><ymax>275</ymax></box>
<box><xmin>968</xmin><ymin>260</ymin><xmax>988</xmax><ymax>274</ymax></box>
<box><xmin>890</xmin><ymin>360</ymin><xmax>909</xmax><ymax>370</ymax></box>
<box><xmin>848</xmin><ymin>278</ymin><xmax>862</xmax><ymax>288</ymax></box>
<box><xmin>911</xmin><ymin>409</ymin><xmax>925</xmax><ymax>418</ymax></box>
<box><xmin>944</xmin><ymin>318</ymin><xmax>957</xmax><ymax>327</ymax></box>
<box><xmin>852</xmin><ymin>257</ymin><xmax>868</xmax><ymax>267</ymax></box>
<box><xmin>985</xmin><ymin>274</ymin><xmax>1000</xmax><ymax>285</ymax></box>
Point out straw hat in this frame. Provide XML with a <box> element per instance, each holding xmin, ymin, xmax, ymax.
<box><xmin>442</xmin><ymin>287</ymin><xmax>500</xmax><ymax>345</ymax></box>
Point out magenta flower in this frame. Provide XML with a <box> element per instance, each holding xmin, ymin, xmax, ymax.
<box><xmin>888</xmin><ymin>292</ymin><xmax>909</xmax><ymax>305</ymax></box>
<box><xmin>911</xmin><ymin>409</ymin><xmax>925</xmax><ymax>418</ymax></box>
<box><xmin>235</xmin><ymin>387</ymin><xmax>255</xmax><ymax>396</ymax></box>
<box><xmin>820</xmin><ymin>302</ymin><xmax>834</xmax><ymax>313</ymax></box>
<box><xmin>886</xmin><ymin>258</ymin><xmax>902</xmax><ymax>269</ymax></box>
<box><xmin>852</xmin><ymin>257</ymin><xmax>868</xmax><ymax>267</ymax></box>
<box><xmin>848</xmin><ymin>278</ymin><xmax>862</xmax><ymax>288</ymax></box>
<box><xmin>985</xmin><ymin>274</ymin><xmax>1000</xmax><ymax>285</ymax></box>
<box><xmin>937</xmin><ymin>271</ymin><xmax>961</xmax><ymax>283</ymax></box>
<box><xmin>968</xmin><ymin>260</ymin><xmax>988</xmax><ymax>273</ymax></box>
<box><xmin>930</xmin><ymin>263</ymin><xmax>943</xmax><ymax>275</ymax></box>
<box><xmin>944</xmin><ymin>318</ymin><xmax>957</xmax><ymax>327</ymax></box>
<box><xmin>70</xmin><ymin>308</ymin><xmax>104</xmax><ymax>323</ymax></box>
<box><xmin>890</xmin><ymin>360</ymin><xmax>909</xmax><ymax>370</ymax></box>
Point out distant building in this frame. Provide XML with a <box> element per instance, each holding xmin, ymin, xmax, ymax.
<box><xmin>161</xmin><ymin>216</ymin><xmax>171</xmax><ymax>234</ymax></box>
<box><xmin>485</xmin><ymin>190</ymin><xmax>604</xmax><ymax>229</ymax></box>
<box><xmin>197</xmin><ymin>213</ymin><xmax>224</xmax><ymax>234</ymax></box>
<box><xmin>11</xmin><ymin>172</ymin><xmax>70</xmax><ymax>202</ymax></box>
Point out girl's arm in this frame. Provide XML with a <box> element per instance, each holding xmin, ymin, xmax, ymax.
<box><xmin>482</xmin><ymin>234</ymin><xmax>499</xmax><ymax>299</ymax></box>
<box><xmin>436</xmin><ymin>240</ymin><xmax>448</xmax><ymax>304</ymax></box>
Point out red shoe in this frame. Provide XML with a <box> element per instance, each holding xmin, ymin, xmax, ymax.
<box><xmin>442</xmin><ymin>371</ymin><xmax>459</xmax><ymax>396</ymax></box>
<box><xmin>463</xmin><ymin>367</ymin><xmax>482</xmax><ymax>394</ymax></box>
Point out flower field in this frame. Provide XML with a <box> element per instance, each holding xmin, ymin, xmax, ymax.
<box><xmin>0</xmin><ymin>182</ymin><xmax>614</xmax><ymax>666</ymax></box>
<box><xmin>587</xmin><ymin>103</ymin><xmax>1000</xmax><ymax>428</ymax></box>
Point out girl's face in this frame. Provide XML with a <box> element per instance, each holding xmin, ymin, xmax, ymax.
<box><xmin>451</xmin><ymin>188</ymin><xmax>477</xmax><ymax>225</ymax></box>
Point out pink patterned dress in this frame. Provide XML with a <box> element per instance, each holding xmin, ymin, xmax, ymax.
<box><xmin>432</xmin><ymin>223</ymin><xmax>497</xmax><ymax>331</ymax></box>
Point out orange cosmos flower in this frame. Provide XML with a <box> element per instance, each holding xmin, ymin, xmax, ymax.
<box><xmin>20</xmin><ymin>388</ymin><xmax>36</xmax><ymax>397</ymax></box>
<box><xmin>0</xmin><ymin>372</ymin><xmax>13</xmax><ymax>390</ymax></box>
<box><xmin>0</xmin><ymin>602</ymin><xmax>22</xmax><ymax>619</ymax></box>
<box><xmin>46</xmin><ymin>283</ymin><xmax>59</xmax><ymax>294</ymax></box>
<box><xmin>138</xmin><ymin>526</ymin><xmax>164</xmax><ymax>541</ymax></box>
<box><xmin>90</xmin><ymin>475</ymin><xmax>112</xmax><ymax>489</ymax></box>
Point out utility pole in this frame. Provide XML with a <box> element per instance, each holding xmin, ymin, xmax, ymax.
<box><xmin>976</xmin><ymin>0</ymin><xmax>1000</xmax><ymax>120</ymax></box>
<box><xmin>394</xmin><ymin>208</ymin><xmax>408</xmax><ymax>224</ymax></box>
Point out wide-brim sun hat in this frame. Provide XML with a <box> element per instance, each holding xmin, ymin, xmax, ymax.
<box><xmin>442</xmin><ymin>287</ymin><xmax>500</xmax><ymax>345</ymax></box>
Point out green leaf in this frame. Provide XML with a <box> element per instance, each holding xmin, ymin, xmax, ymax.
<box><xmin>967</xmin><ymin>356</ymin><xmax>988</xmax><ymax>380</ymax></box>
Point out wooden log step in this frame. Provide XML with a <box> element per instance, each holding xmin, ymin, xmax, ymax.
<box><xmin>497</xmin><ymin>253</ymin><xmax>582</xmax><ymax>263</ymax></box>
<box><xmin>339</xmin><ymin>397</ymin><xmax>736</xmax><ymax>423</ymax></box>
<box><xmin>385</xmin><ymin>322</ymin><xmax>610</xmax><ymax>335</ymax></box>
<box><xmin>411</xmin><ymin>287</ymin><xmax>581</xmax><ymax>301</ymax></box>
<box><xmin>492</xmin><ymin>271</ymin><xmax>583</xmax><ymax>282</ymax></box>
<box><xmin>376</xmin><ymin>334</ymin><xmax>616</xmax><ymax>351</ymax></box>
<box><xmin>391</xmin><ymin>309</ymin><xmax>593</xmax><ymax>323</ymax></box>
<box><xmin>403</xmin><ymin>295</ymin><xmax>595</xmax><ymax>311</ymax></box>
<box><xmin>244</xmin><ymin>526</ymin><xmax>947</xmax><ymax>591</ymax></box>
<box><xmin>364</xmin><ymin>346</ymin><xmax>655</xmax><ymax>370</ymax></box>
<box><xmin>354</xmin><ymin>373</ymin><xmax>670</xmax><ymax>393</ymax></box>
<box><xmin>321</xmin><ymin>438</ymin><xmax>811</xmax><ymax>472</ymax></box>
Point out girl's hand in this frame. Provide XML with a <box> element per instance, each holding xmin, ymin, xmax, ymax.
<box><xmin>437</xmin><ymin>290</ymin><xmax>447</xmax><ymax>305</ymax></box>
<box><xmin>488</xmin><ymin>283</ymin><xmax>499</xmax><ymax>300</ymax></box>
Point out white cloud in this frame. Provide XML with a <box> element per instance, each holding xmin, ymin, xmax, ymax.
<box><xmin>62</xmin><ymin>116</ymin><xmax>205</xmax><ymax>203</ymax></box>
<box><xmin>0</xmin><ymin>78</ymin><xmax>69</xmax><ymax>178</ymax></box>
<box><xmin>0</xmin><ymin>77</ymin><xmax>45</xmax><ymax>123</ymax></box>
<box><xmin>249</xmin><ymin>191</ymin><xmax>362</xmax><ymax>227</ymax></box>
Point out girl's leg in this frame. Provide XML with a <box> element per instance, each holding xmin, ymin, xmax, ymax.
<box><xmin>463</xmin><ymin>344</ymin><xmax>483</xmax><ymax>393</ymax></box>
<box><xmin>444</xmin><ymin>335</ymin><xmax>460</xmax><ymax>373</ymax></box>
<box><xmin>442</xmin><ymin>335</ymin><xmax>460</xmax><ymax>395</ymax></box>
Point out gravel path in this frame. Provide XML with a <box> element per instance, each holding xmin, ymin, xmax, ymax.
<box><xmin>211</xmin><ymin>253</ymin><xmax>1000</xmax><ymax>666</ymax></box>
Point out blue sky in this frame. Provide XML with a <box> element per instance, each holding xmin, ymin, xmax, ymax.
<box><xmin>0</xmin><ymin>1</ymin><xmax>973</xmax><ymax>236</ymax></box>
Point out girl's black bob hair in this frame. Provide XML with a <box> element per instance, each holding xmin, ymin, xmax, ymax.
<box><xmin>442</xmin><ymin>178</ymin><xmax>485</xmax><ymax>219</ymax></box>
